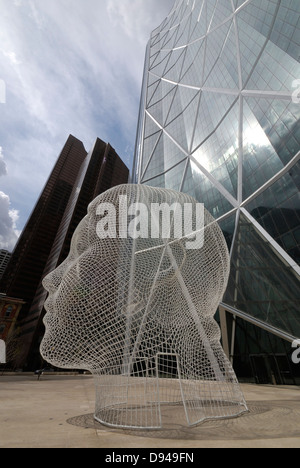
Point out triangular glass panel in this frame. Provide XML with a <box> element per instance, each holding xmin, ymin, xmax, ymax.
<box><xmin>151</xmin><ymin>29</ymin><xmax>168</xmax><ymax>49</ymax></box>
<box><xmin>192</xmin><ymin>90</ymin><xmax>237</xmax><ymax>151</ymax></box>
<box><xmin>209</xmin><ymin>0</ymin><xmax>233</xmax><ymax>31</ymax></box>
<box><xmin>149</xmin><ymin>39</ymin><xmax>162</xmax><ymax>57</ymax></box>
<box><xmin>144</xmin><ymin>159</ymin><xmax>187</xmax><ymax>193</ymax></box>
<box><xmin>180</xmin><ymin>39</ymin><xmax>206</xmax><ymax>88</ymax></box>
<box><xmin>161</xmin><ymin>84</ymin><xmax>178</xmax><ymax>127</ymax></box>
<box><xmin>147</xmin><ymin>86</ymin><xmax>178</xmax><ymax>128</ymax></box>
<box><xmin>203</xmin><ymin>20</ymin><xmax>232</xmax><ymax>84</ymax></box>
<box><xmin>245</xmin><ymin>38</ymin><xmax>300</xmax><ymax>92</ymax></box>
<box><xmin>180</xmin><ymin>0</ymin><xmax>191</xmax><ymax>19</ymax></box>
<box><xmin>218</xmin><ymin>211</ymin><xmax>238</xmax><ymax>253</ymax></box>
<box><xmin>174</xmin><ymin>13</ymin><xmax>192</xmax><ymax>48</ymax></box>
<box><xmin>242</xmin><ymin>99</ymin><xmax>284</xmax><ymax>201</ymax></box>
<box><xmin>147</xmin><ymin>73</ymin><xmax>160</xmax><ymax>89</ymax></box>
<box><xmin>206</xmin><ymin>0</ymin><xmax>219</xmax><ymax>33</ymax></box>
<box><xmin>223</xmin><ymin>212</ymin><xmax>300</xmax><ymax>337</ymax></box>
<box><xmin>235</xmin><ymin>8</ymin><xmax>272</xmax><ymax>87</ymax></box>
<box><xmin>151</xmin><ymin>79</ymin><xmax>177</xmax><ymax>105</ymax></box>
<box><xmin>147</xmin><ymin>100</ymin><xmax>164</xmax><ymax>128</ymax></box>
<box><xmin>143</xmin><ymin>113</ymin><xmax>161</xmax><ymax>139</ymax></box>
<box><xmin>150</xmin><ymin>32</ymin><xmax>160</xmax><ymax>49</ymax></box>
<box><xmin>233</xmin><ymin>0</ymin><xmax>247</xmax><ymax>8</ymax></box>
<box><xmin>148</xmin><ymin>80</ymin><xmax>178</xmax><ymax>119</ymax></box>
<box><xmin>165</xmin><ymin>90</ymin><xmax>200</xmax><ymax>152</ymax></box>
<box><xmin>161</xmin><ymin>25</ymin><xmax>180</xmax><ymax>50</ymax></box>
<box><xmin>143</xmin><ymin>133</ymin><xmax>187</xmax><ymax>181</ymax></box>
<box><xmin>142</xmin><ymin>172</ymin><xmax>165</xmax><ymax>188</ymax></box>
<box><xmin>181</xmin><ymin>160</ymin><xmax>234</xmax><ymax>218</ymax></box>
<box><xmin>149</xmin><ymin>51</ymin><xmax>160</xmax><ymax>69</ymax></box>
<box><xmin>157</xmin><ymin>29</ymin><xmax>170</xmax><ymax>47</ymax></box>
<box><xmin>164</xmin><ymin>159</ymin><xmax>188</xmax><ymax>192</ymax></box>
<box><xmin>150</xmin><ymin>50</ymin><xmax>172</xmax><ymax>76</ymax></box>
<box><xmin>203</xmin><ymin>21</ymin><xmax>240</xmax><ymax>89</ymax></box>
<box><xmin>150</xmin><ymin>30</ymin><xmax>169</xmax><ymax>55</ymax></box>
<box><xmin>188</xmin><ymin>0</ymin><xmax>206</xmax><ymax>42</ymax></box>
<box><xmin>141</xmin><ymin>131</ymin><xmax>163</xmax><ymax>174</ymax></box>
<box><xmin>156</xmin><ymin>12</ymin><xmax>168</xmax><ymax>34</ymax></box>
<box><xmin>166</xmin><ymin>86</ymin><xmax>200</xmax><ymax>125</ymax></box>
<box><xmin>163</xmin><ymin>48</ymin><xmax>187</xmax><ymax>83</ymax></box>
<box><xmin>189</xmin><ymin>1</ymin><xmax>208</xmax><ymax>42</ymax></box>
<box><xmin>142</xmin><ymin>133</ymin><xmax>165</xmax><ymax>181</ymax></box>
<box><xmin>175</xmin><ymin>1</ymin><xmax>187</xmax><ymax>25</ymax></box>
<box><xmin>146</xmin><ymin>79</ymin><xmax>161</xmax><ymax>107</ymax></box>
<box><xmin>169</xmin><ymin>6</ymin><xmax>180</xmax><ymax>28</ymax></box>
<box><xmin>244</xmin><ymin>96</ymin><xmax>300</xmax><ymax>166</ymax></box>
<box><xmin>245</xmin><ymin>161</ymin><xmax>300</xmax><ymax>266</ymax></box>
<box><xmin>192</xmin><ymin>102</ymin><xmax>240</xmax><ymax>199</ymax></box>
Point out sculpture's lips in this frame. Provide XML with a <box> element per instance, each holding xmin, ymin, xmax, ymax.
<box><xmin>44</xmin><ymin>296</ymin><xmax>53</xmax><ymax>311</ymax></box>
<box><xmin>43</xmin><ymin>296</ymin><xmax>54</xmax><ymax>326</ymax></box>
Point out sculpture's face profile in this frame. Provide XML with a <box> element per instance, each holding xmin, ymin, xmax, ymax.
<box><xmin>40</xmin><ymin>184</ymin><xmax>230</xmax><ymax>373</ymax></box>
<box><xmin>41</xmin><ymin>194</ymin><xmax>122</xmax><ymax>371</ymax></box>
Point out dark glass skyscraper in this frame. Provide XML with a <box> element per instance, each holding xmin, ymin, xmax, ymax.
<box><xmin>0</xmin><ymin>250</ymin><xmax>11</xmax><ymax>280</ymax></box>
<box><xmin>134</xmin><ymin>0</ymin><xmax>300</xmax><ymax>384</ymax></box>
<box><xmin>0</xmin><ymin>135</ymin><xmax>129</xmax><ymax>368</ymax></box>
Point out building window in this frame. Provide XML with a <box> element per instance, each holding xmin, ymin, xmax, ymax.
<box><xmin>4</xmin><ymin>305</ymin><xmax>13</xmax><ymax>318</ymax></box>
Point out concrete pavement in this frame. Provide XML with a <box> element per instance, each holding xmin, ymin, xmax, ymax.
<box><xmin>1</xmin><ymin>374</ymin><xmax>300</xmax><ymax>448</ymax></box>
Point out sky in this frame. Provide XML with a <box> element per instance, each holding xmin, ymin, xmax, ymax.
<box><xmin>0</xmin><ymin>0</ymin><xmax>174</xmax><ymax>251</ymax></box>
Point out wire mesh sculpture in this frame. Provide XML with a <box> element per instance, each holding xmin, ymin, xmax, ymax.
<box><xmin>41</xmin><ymin>184</ymin><xmax>248</xmax><ymax>429</ymax></box>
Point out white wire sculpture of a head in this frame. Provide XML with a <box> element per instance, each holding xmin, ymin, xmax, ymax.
<box><xmin>41</xmin><ymin>184</ymin><xmax>247</xmax><ymax>429</ymax></box>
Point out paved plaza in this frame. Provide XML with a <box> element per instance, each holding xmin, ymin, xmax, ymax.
<box><xmin>1</xmin><ymin>374</ymin><xmax>300</xmax><ymax>448</ymax></box>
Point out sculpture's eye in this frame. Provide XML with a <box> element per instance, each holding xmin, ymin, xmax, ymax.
<box><xmin>69</xmin><ymin>217</ymin><xmax>90</xmax><ymax>257</ymax></box>
<box><xmin>75</xmin><ymin>239</ymin><xmax>88</xmax><ymax>256</ymax></box>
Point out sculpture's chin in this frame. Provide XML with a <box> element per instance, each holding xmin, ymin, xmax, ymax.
<box><xmin>40</xmin><ymin>332</ymin><xmax>93</xmax><ymax>372</ymax></box>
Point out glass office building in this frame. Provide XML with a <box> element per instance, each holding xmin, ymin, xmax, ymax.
<box><xmin>0</xmin><ymin>135</ymin><xmax>129</xmax><ymax>369</ymax></box>
<box><xmin>133</xmin><ymin>0</ymin><xmax>300</xmax><ymax>384</ymax></box>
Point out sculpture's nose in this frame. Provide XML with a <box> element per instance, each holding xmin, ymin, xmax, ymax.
<box><xmin>42</xmin><ymin>260</ymin><xmax>67</xmax><ymax>294</ymax></box>
<box><xmin>42</xmin><ymin>270</ymin><xmax>59</xmax><ymax>294</ymax></box>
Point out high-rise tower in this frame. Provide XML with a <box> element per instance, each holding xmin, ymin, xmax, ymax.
<box><xmin>134</xmin><ymin>0</ymin><xmax>300</xmax><ymax>384</ymax></box>
<box><xmin>0</xmin><ymin>135</ymin><xmax>129</xmax><ymax>368</ymax></box>
<box><xmin>0</xmin><ymin>250</ymin><xmax>11</xmax><ymax>280</ymax></box>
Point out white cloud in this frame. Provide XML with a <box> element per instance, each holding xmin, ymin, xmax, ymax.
<box><xmin>28</xmin><ymin>0</ymin><xmax>45</xmax><ymax>29</ymax></box>
<box><xmin>2</xmin><ymin>50</ymin><xmax>22</xmax><ymax>65</ymax></box>
<box><xmin>0</xmin><ymin>191</ymin><xmax>20</xmax><ymax>251</ymax></box>
<box><xmin>0</xmin><ymin>0</ymin><xmax>174</xmax><ymax>250</ymax></box>
<box><xmin>107</xmin><ymin>0</ymin><xmax>167</xmax><ymax>44</ymax></box>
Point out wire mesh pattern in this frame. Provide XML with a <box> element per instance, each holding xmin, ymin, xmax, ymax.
<box><xmin>41</xmin><ymin>184</ymin><xmax>247</xmax><ymax>429</ymax></box>
<box><xmin>134</xmin><ymin>0</ymin><xmax>300</xmax><ymax>338</ymax></box>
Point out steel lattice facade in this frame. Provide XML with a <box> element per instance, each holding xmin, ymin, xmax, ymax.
<box><xmin>134</xmin><ymin>0</ymin><xmax>300</xmax><ymax>383</ymax></box>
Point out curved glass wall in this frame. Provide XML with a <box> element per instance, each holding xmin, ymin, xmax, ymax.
<box><xmin>134</xmin><ymin>0</ymin><xmax>300</xmax><ymax>342</ymax></box>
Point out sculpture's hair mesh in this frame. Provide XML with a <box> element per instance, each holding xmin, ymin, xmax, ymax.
<box><xmin>41</xmin><ymin>184</ymin><xmax>247</xmax><ymax>428</ymax></box>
